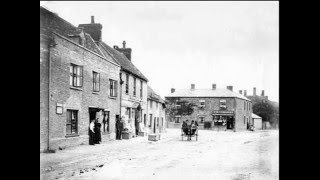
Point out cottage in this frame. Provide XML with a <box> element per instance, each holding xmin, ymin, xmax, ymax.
<box><xmin>40</xmin><ymin>7</ymin><xmax>121</xmax><ymax>151</ymax></box>
<box><xmin>147</xmin><ymin>85</ymin><xmax>166</xmax><ymax>134</ymax></box>
<box><xmin>165</xmin><ymin>84</ymin><xmax>252</xmax><ymax>131</ymax></box>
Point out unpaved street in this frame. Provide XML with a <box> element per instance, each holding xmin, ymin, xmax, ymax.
<box><xmin>40</xmin><ymin>129</ymin><xmax>279</xmax><ymax>180</ymax></box>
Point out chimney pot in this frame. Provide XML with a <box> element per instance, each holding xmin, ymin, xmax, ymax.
<box><xmin>171</xmin><ymin>88</ymin><xmax>175</xmax><ymax>93</ymax></box>
<box><xmin>91</xmin><ymin>16</ymin><xmax>95</xmax><ymax>24</ymax></box>
<box><xmin>123</xmin><ymin>41</ymin><xmax>126</xmax><ymax>48</ymax></box>
<box><xmin>261</xmin><ymin>90</ymin><xmax>265</xmax><ymax>96</ymax></box>
<box><xmin>191</xmin><ymin>84</ymin><xmax>195</xmax><ymax>90</ymax></box>
<box><xmin>239</xmin><ymin>90</ymin><xmax>242</xmax><ymax>94</ymax></box>
<box><xmin>244</xmin><ymin>90</ymin><xmax>247</xmax><ymax>96</ymax></box>
<box><xmin>253</xmin><ymin>87</ymin><xmax>256</xmax><ymax>96</ymax></box>
<box><xmin>227</xmin><ymin>86</ymin><xmax>233</xmax><ymax>92</ymax></box>
<box><xmin>212</xmin><ymin>84</ymin><xmax>216</xmax><ymax>90</ymax></box>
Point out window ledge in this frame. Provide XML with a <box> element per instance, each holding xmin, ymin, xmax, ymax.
<box><xmin>92</xmin><ymin>91</ymin><xmax>99</xmax><ymax>95</ymax></box>
<box><xmin>70</xmin><ymin>87</ymin><xmax>83</xmax><ymax>91</ymax></box>
<box><xmin>109</xmin><ymin>96</ymin><xmax>117</xmax><ymax>99</ymax></box>
<box><xmin>65</xmin><ymin>134</ymin><xmax>80</xmax><ymax>138</ymax></box>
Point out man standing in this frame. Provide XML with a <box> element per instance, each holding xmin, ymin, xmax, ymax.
<box><xmin>94</xmin><ymin>118</ymin><xmax>101</xmax><ymax>144</ymax></box>
<box><xmin>89</xmin><ymin>119</ymin><xmax>95</xmax><ymax>145</ymax></box>
<box><xmin>116</xmin><ymin>117</ymin><xmax>121</xmax><ymax>140</ymax></box>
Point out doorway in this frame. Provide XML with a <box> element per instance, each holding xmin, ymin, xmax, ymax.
<box><xmin>226</xmin><ymin>116</ymin><xmax>234</xmax><ymax>129</ymax></box>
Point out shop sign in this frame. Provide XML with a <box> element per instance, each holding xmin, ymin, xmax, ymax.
<box><xmin>212</xmin><ymin>110</ymin><xmax>234</xmax><ymax>115</ymax></box>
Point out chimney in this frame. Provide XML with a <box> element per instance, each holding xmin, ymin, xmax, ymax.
<box><xmin>91</xmin><ymin>16</ymin><xmax>95</xmax><ymax>24</ymax></box>
<box><xmin>113</xmin><ymin>41</ymin><xmax>132</xmax><ymax>61</ymax></box>
<box><xmin>239</xmin><ymin>90</ymin><xmax>242</xmax><ymax>94</ymax></box>
<box><xmin>171</xmin><ymin>88</ymin><xmax>175</xmax><ymax>93</ymax></box>
<box><xmin>261</xmin><ymin>90</ymin><xmax>265</xmax><ymax>96</ymax></box>
<box><xmin>191</xmin><ymin>84</ymin><xmax>195</xmax><ymax>90</ymax></box>
<box><xmin>226</xmin><ymin>86</ymin><xmax>233</xmax><ymax>92</ymax></box>
<box><xmin>78</xmin><ymin>16</ymin><xmax>103</xmax><ymax>42</ymax></box>
<box><xmin>244</xmin><ymin>90</ymin><xmax>247</xmax><ymax>96</ymax></box>
<box><xmin>253</xmin><ymin>87</ymin><xmax>256</xmax><ymax>96</ymax></box>
<box><xmin>212</xmin><ymin>84</ymin><xmax>216</xmax><ymax>90</ymax></box>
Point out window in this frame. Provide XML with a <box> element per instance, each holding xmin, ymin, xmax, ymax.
<box><xmin>199</xmin><ymin>116</ymin><xmax>204</xmax><ymax>124</ymax></box>
<box><xmin>175</xmin><ymin>116</ymin><xmax>181</xmax><ymax>123</ymax></box>
<box><xmin>140</xmin><ymin>80</ymin><xmax>143</xmax><ymax>98</ymax></box>
<box><xmin>144</xmin><ymin>114</ymin><xmax>147</xmax><ymax>127</ymax></box>
<box><xmin>133</xmin><ymin>77</ymin><xmax>136</xmax><ymax>96</ymax></box>
<box><xmin>157</xmin><ymin>117</ymin><xmax>159</xmax><ymax>126</ymax></box>
<box><xmin>126</xmin><ymin>108</ymin><xmax>131</xmax><ymax>119</ymax></box>
<box><xmin>69</xmin><ymin>64</ymin><xmax>83</xmax><ymax>87</ymax></box>
<box><xmin>244</xmin><ymin>101</ymin><xmax>246</xmax><ymax>110</ymax></box>
<box><xmin>109</xmin><ymin>79</ymin><xmax>117</xmax><ymax>97</ymax></box>
<box><xmin>125</xmin><ymin>73</ymin><xmax>129</xmax><ymax>94</ymax></box>
<box><xmin>92</xmin><ymin>71</ymin><xmax>100</xmax><ymax>92</ymax></box>
<box><xmin>175</xmin><ymin>100</ymin><xmax>181</xmax><ymax>108</ymax></box>
<box><xmin>244</xmin><ymin>116</ymin><xmax>246</xmax><ymax>125</ymax></box>
<box><xmin>220</xmin><ymin>99</ymin><xmax>227</xmax><ymax>109</ymax></box>
<box><xmin>149</xmin><ymin>114</ymin><xmax>152</xmax><ymax>127</ymax></box>
<box><xmin>161</xmin><ymin>117</ymin><xmax>164</xmax><ymax>126</ymax></box>
<box><xmin>199</xmin><ymin>100</ymin><xmax>205</xmax><ymax>108</ymax></box>
<box><xmin>213</xmin><ymin>115</ymin><xmax>225</xmax><ymax>126</ymax></box>
<box><xmin>66</xmin><ymin>110</ymin><xmax>78</xmax><ymax>135</ymax></box>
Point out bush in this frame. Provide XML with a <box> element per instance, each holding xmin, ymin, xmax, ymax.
<box><xmin>204</xmin><ymin>121</ymin><xmax>212</xmax><ymax>128</ymax></box>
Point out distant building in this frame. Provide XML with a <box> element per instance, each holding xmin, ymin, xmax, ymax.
<box><xmin>165</xmin><ymin>84</ymin><xmax>252</xmax><ymax>131</ymax></box>
<box><xmin>251</xmin><ymin>113</ymin><xmax>262</xmax><ymax>130</ymax></box>
<box><xmin>147</xmin><ymin>85</ymin><xmax>166</xmax><ymax>134</ymax></box>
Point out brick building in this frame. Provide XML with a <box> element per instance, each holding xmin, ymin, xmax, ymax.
<box><xmin>40</xmin><ymin>7</ymin><xmax>121</xmax><ymax>151</ymax></box>
<box><xmin>165</xmin><ymin>84</ymin><xmax>252</xmax><ymax>132</ymax></box>
<box><xmin>147</xmin><ymin>85</ymin><xmax>166</xmax><ymax>134</ymax></box>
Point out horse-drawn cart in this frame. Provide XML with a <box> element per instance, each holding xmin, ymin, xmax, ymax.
<box><xmin>181</xmin><ymin>128</ymin><xmax>198</xmax><ymax>141</ymax></box>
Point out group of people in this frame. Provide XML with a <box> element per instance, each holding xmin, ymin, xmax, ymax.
<box><xmin>89</xmin><ymin>119</ymin><xmax>102</xmax><ymax>145</ymax></box>
<box><xmin>181</xmin><ymin>120</ymin><xmax>199</xmax><ymax>140</ymax></box>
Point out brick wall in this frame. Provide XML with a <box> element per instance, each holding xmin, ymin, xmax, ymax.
<box><xmin>40</xmin><ymin>33</ymin><xmax>121</xmax><ymax>151</ymax></box>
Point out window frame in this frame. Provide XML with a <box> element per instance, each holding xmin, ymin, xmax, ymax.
<box><xmin>70</xmin><ymin>64</ymin><xmax>83</xmax><ymax>88</ymax></box>
<box><xmin>92</xmin><ymin>71</ymin><xmax>100</xmax><ymax>92</ymax></box>
<box><xmin>109</xmin><ymin>79</ymin><xmax>118</xmax><ymax>97</ymax></box>
<box><xmin>219</xmin><ymin>99</ymin><xmax>227</xmax><ymax>109</ymax></box>
<box><xmin>66</xmin><ymin>109</ymin><xmax>78</xmax><ymax>135</ymax></box>
<box><xmin>125</xmin><ymin>73</ymin><xmax>129</xmax><ymax>94</ymax></box>
<box><xmin>133</xmin><ymin>77</ymin><xmax>136</xmax><ymax>96</ymax></box>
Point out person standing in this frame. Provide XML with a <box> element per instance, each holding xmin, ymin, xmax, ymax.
<box><xmin>119</xmin><ymin>117</ymin><xmax>124</xmax><ymax>140</ymax></box>
<box><xmin>94</xmin><ymin>119</ymin><xmax>101</xmax><ymax>144</ymax></box>
<box><xmin>116</xmin><ymin>117</ymin><xmax>121</xmax><ymax>140</ymax></box>
<box><xmin>135</xmin><ymin>118</ymin><xmax>140</xmax><ymax>136</ymax></box>
<box><xmin>89</xmin><ymin>119</ymin><xmax>95</xmax><ymax>145</ymax></box>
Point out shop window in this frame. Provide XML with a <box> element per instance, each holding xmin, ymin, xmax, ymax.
<box><xmin>103</xmin><ymin>111</ymin><xmax>110</xmax><ymax>133</ymax></box>
<box><xmin>109</xmin><ymin>79</ymin><xmax>117</xmax><ymax>97</ymax></box>
<box><xmin>66</xmin><ymin>110</ymin><xmax>78</xmax><ymax>135</ymax></box>
<box><xmin>69</xmin><ymin>64</ymin><xmax>83</xmax><ymax>88</ymax></box>
<box><xmin>220</xmin><ymin>99</ymin><xmax>227</xmax><ymax>109</ymax></box>
<box><xmin>213</xmin><ymin>115</ymin><xmax>226</xmax><ymax>126</ymax></box>
<box><xmin>92</xmin><ymin>71</ymin><xmax>100</xmax><ymax>92</ymax></box>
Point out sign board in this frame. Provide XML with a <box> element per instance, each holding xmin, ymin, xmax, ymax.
<box><xmin>212</xmin><ymin>110</ymin><xmax>234</xmax><ymax>115</ymax></box>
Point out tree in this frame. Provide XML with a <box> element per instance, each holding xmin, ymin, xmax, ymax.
<box><xmin>166</xmin><ymin>98</ymin><xmax>196</xmax><ymax>121</ymax></box>
<box><xmin>252</xmin><ymin>98</ymin><xmax>278</xmax><ymax>127</ymax></box>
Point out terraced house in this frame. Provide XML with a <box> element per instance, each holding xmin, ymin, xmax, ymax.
<box><xmin>40</xmin><ymin>7</ymin><xmax>121</xmax><ymax>151</ymax></box>
<box><xmin>147</xmin><ymin>85</ymin><xmax>166</xmax><ymax>134</ymax></box>
<box><xmin>165</xmin><ymin>84</ymin><xmax>252</xmax><ymax>132</ymax></box>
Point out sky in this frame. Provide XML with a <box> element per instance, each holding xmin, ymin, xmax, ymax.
<box><xmin>41</xmin><ymin>1</ymin><xmax>279</xmax><ymax>102</ymax></box>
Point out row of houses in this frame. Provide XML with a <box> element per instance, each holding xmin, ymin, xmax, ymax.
<box><xmin>40</xmin><ymin>6</ymin><xmax>165</xmax><ymax>152</ymax></box>
<box><xmin>164</xmin><ymin>84</ymin><xmax>264</xmax><ymax>131</ymax></box>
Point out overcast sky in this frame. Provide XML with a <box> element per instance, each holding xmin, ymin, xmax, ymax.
<box><xmin>41</xmin><ymin>1</ymin><xmax>279</xmax><ymax>102</ymax></box>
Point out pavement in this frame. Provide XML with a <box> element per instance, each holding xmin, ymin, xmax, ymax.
<box><xmin>40</xmin><ymin>129</ymin><xmax>279</xmax><ymax>180</ymax></box>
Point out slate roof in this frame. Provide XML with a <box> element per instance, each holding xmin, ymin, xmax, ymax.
<box><xmin>165</xmin><ymin>88</ymin><xmax>251</xmax><ymax>101</ymax></box>
<box><xmin>148</xmin><ymin>85</ymin><xmax>165</xmax><ymax>104</ymax></box>
<box><xmin>252</xmin><ymin>113</ymin><xmax>262</xmax><ymax>119</ymax></box>
<box><xmin>97</xmin><ymin>41</ymin><xmax>148</xmax><ymax>82</ymax></box>
<box><xmin>40</xmin><ymin>6</ymin><xmax>105</xmax><ymax>57</ymax></box>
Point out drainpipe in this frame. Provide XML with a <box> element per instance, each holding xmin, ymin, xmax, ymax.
<box><xmin>119</xmin><ymin>72</ymin><xmax>123</xmax><ymax>118</ymax></box>
<box><xmin>47</xmin><ymin>36</ymin><xmax>56</xmax><ymax>151</ymax></box>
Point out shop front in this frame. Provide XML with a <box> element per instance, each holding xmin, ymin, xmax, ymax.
<box><xmin>212</xmin><ymin>110</ymin><xmax>235</xmax><ymax>131</ymax></box>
